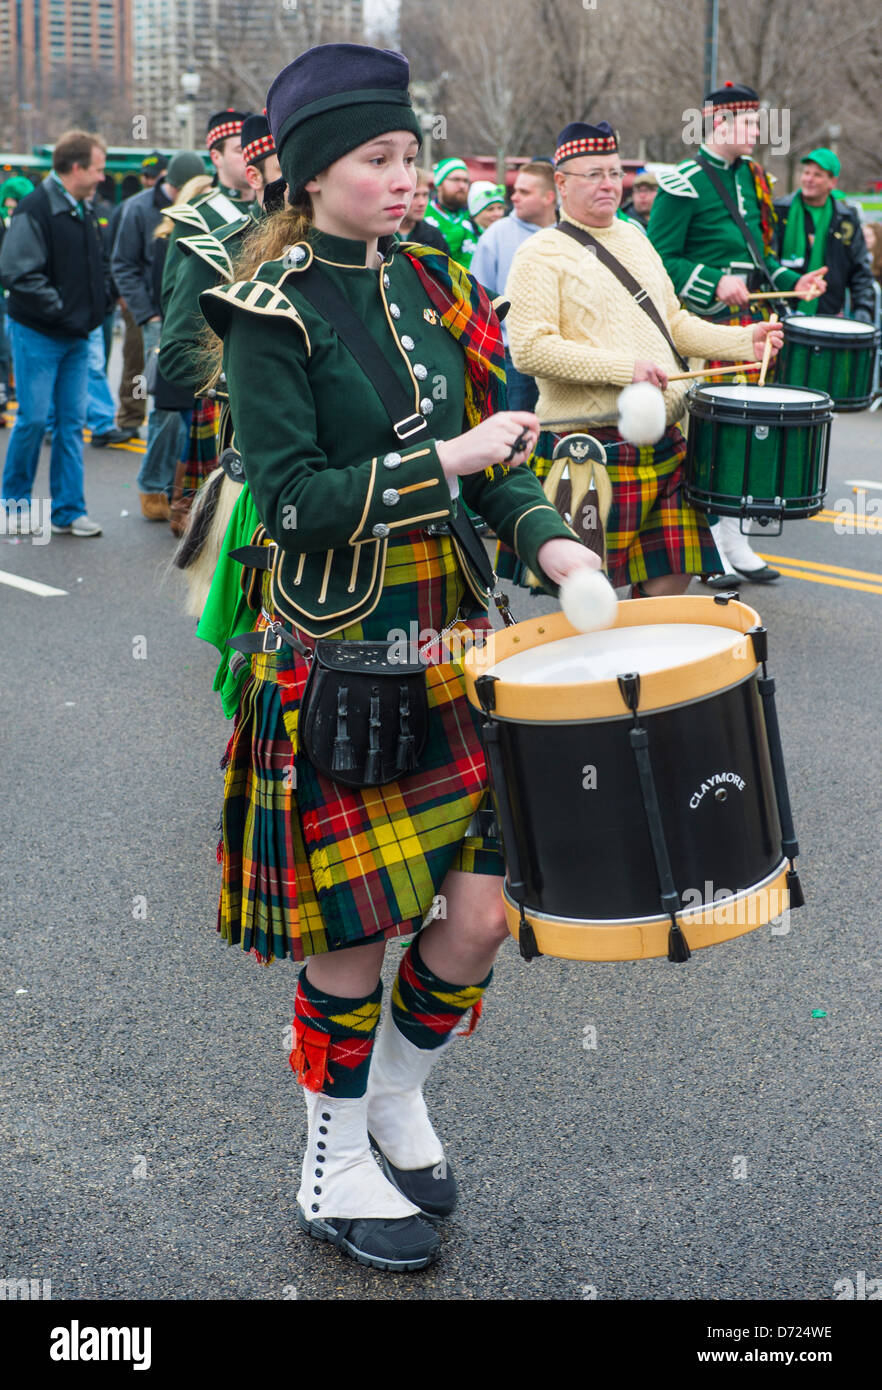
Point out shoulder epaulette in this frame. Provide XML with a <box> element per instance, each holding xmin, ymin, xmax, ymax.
<box><xmin>657</xmin><ymin>162</ymin><xmax>701</xmax><ymax>198</ymax></box>
<box><xmin>178</xmin><ymin>232</ymin><xmax>235</xmax><ymax>282</ymax></box>
<box><xmin>166</xmin><ymin>203</ymin><xmax>211</xmax><ymax>234</ymax></box>
<box><xmin>215</xmin><ymin>214</ymin><xmax>253</xmax><ymax>243</ymax></box>
<box><xmin>200</xmin><ymin>278</ymin><xmax>312</xmax><ymax>355</ymax></box>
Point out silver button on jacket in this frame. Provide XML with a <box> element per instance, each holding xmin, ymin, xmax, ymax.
<box><xmin>420</xmin><ymin>398</ymin><xmax>434</xmax><ymax>415</ymax></box>
<box><xmin>383</xmin><ymin>452</ymin><xmax>402</xmax><ymax>469</ymax></box>
<box><xmin>413</xmin><ymin>364</ymin><xmax>428</xmax><ymax>380</ymax></box>
<box><xmin>401</xmin><ymin>334</ymin><xmax>415</xmax><ymax>350</ymax></box>
<box><xmin>382</xmin><ymin>488</ymin><xmax>400</xmax><ymax>506</ymax></box>
<box><xmin>372</xmin><ymin>522</ymin><xmax>390</xmax><ymax>538</ymax></box>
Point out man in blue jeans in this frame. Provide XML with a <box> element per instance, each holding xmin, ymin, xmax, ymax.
<box><xmin>0</xmin><ymin>129</ymin><xmax>109</xmax><ymax>538</ymax></box>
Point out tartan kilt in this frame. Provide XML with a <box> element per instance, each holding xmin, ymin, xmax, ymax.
<box><xmin>497</xmin><ymin>424</ymin><xmax>723</xmax><ymax>589</ymax></box>
<box><xmin>180</xmin><ymin>397</ymin><xmax>220</xmax><ymax>495</ymax></box>
<box><xmin>704</xmin><ymin>304</ymin><xmax>770</xmax><ymax>384</ymax></box>
<box><xmin>217</xmin><ymin>527</ymin><xmax>504</xmax><ymax>965</ymax></box>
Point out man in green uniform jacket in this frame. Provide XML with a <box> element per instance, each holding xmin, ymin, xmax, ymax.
<box><xmin>160</xmin><ymin>109</ymin><xmax>255</xmax><ymax>315</ymax></box>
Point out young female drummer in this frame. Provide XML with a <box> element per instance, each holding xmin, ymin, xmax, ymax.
<box><xmin>200</xmin><ymin>43</ymin><xmax>600</xmax><ymax>1272</ymax></box>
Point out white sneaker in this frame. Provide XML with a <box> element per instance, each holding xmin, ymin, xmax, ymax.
<box><xmin>70</xmin><ymin>514</ymin><xmax>102</xmax><ymax>538</ymax></box>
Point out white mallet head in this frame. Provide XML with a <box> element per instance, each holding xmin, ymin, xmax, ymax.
<box><xmin>617</xmin><ymin>381</ymin><xmax>666</xmax><ymax>446</ymax></box>
<box><xmin>560</xmin><ymin>566</ymin><xmax>619</xmax><ymax>633</ymax></box>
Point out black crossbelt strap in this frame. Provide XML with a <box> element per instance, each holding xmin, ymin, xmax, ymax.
<box><xmin>695</xmin><ymin>155</ymin><xmax>775</xmax><ymax>291</ymax></box>
<box><xmin>294</xmin><ymin>261</ymin><xmax>498</xmax><ymax>595</ymax></box>
<box><xmin>555</xmin><ymin>220</ymin><xmax>688</xmax><ymax>371</ymax></box>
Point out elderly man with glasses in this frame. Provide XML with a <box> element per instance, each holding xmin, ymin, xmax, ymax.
<box><xmin>504</xmin><ymin>121</ymin><xmax>783</xmax><ymax>598</ymax></box>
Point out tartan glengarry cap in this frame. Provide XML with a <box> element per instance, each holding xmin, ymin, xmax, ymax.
<box><xmin>554</xmin><ymin>121</ymin><xmax>618</xmax><ymax>166</ymax></box>
<box><xmin>206</xmin><ymin>109</ymin><xmax>248</xmax><ymax>150</ymax></box>
<box><xmin>241</xmin><ymin>112</ymin><xmax>276</xmax><ymax>166</ymax></box>
<box><xmin>266</xmin><ymin>43</ymin><xmax>421</xmax><ymax>199</ymax></box>
<box><xmin>703</xmin><ymin>81</ymin><xmax>760</xmax><ymax>112</ymax></box>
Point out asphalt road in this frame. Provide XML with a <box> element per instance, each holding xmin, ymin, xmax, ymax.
<box><xmin>1</xmin><ymin>351</ymin><xmax>880</xmax><ymax>1304</ymax></box>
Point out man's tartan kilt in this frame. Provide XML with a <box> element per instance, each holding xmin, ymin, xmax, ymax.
<box><xmin>181</xmin><ymin>397</ymin><xmax>220</xmax><ymax>495</ymax></box>
<box><xmin>217</xmin><ymin>528</ymin><xmax>503</xmax><ymax>965</ymax></box>
<box><xmin>705</xmin><ymin>304</ymin><xmax>770</xmax><ymax>383</ymax></box>
<box><xmin>497</xmin><ymin>424</ymin><xmax>722</xmax><ymax>589</ymax></box>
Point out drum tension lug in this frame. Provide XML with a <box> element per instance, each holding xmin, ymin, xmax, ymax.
<box><xmin>747</xmin><ymin>625</ymin><xmax>768</xmax><ymax>673</ymax></box>
<box><xmin>713</xmin><ymin>591</ymin><xmax>739</xmax><ymax>606</ymax></box>
<box><xmin>786</xmin><ymin>867</ymin><xmax>806</xmax><ymax>910</ymax></box>
<box><xmin>617</xmin><ymin>671</ymin><xmax>641</xmax><ymax>715</ymax></box>
<box><xmin>475</xmin><ymin>673</ymin><xmax>498</xmax><ymax>714</ymax></box>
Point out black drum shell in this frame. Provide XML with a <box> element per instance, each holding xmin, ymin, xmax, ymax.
<box><xmin>486</xmin><ymin>674</ymin><xmax>782</xmax><ymax>923</ymax></box>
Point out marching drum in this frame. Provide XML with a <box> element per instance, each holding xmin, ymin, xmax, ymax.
<box><xmin>685</xmin><ymin>383</ymin><xmax>832</xmax><ymax>531</ymax></box>
<box><xmin>778</xmin><ymin>313</ymin><xmax>880</xmax><ymax>411</ymax></box>
<box><xmin>463</xmin><ymin>596</ymin><xmax>804</xmax><ymax>963</ymax></box>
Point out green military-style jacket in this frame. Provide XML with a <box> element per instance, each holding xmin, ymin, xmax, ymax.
<box><xmin>200</xmin><ymin>226</ymin><xmax>576</xmax><ymax>638</ymax></box>
<box><xmin>160</xmin><ymin>185</ymin><xmax>255</xmax><ymax>317</ymax></box>
<box><xmin>648</xmin><ymin>145</ymin><xmax>800</xmax><ymax>316</ymax></box>
<box><xmin>159</xmin><ymin>208</ymin><xmax>258</xmax><ymax>392</ymax></box>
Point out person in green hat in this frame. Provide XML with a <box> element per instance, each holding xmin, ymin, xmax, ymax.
<box><xmin>0</xmin><ymin>176</ymin><xmax>34</xmax><ymax>416</ymax></box>
<box><xmin>774</xmin><ymin>148</ymin><xmax>876</xmax><ymax>323</ymax></box>
<box><xmin>423</xmin><ymin>157</ymin><xmax>480</xmax><ymax>266</ymax></box>
<box><xmin>467</xmin><ymin>180</ymin><xmax>506</xmax><ymax>232</ymax></box>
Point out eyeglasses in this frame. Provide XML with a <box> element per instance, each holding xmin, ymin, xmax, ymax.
<box><xmin>559</xmin><ymin>169</ymin><xmax>625</xmax><ymax>185</ymax></box>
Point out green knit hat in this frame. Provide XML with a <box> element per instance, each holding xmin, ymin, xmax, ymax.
<box><xmin>0</xmin><ymin>175</ymin><xmax>35</xmax><ymax>206</ymax></box>
<box><xmin>433</xmin><ymin>157</ymin><xmax>468</xmax><ymax>189</ymax></box>
<box><xmin>266</xmin><ymin>44</ymin><xmax>423</xmax><ymax>200</ymax></box>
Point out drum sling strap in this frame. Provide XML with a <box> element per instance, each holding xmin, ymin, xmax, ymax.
<box><xmin>694</xmin><ymin>155</ymin><xmax>778</xmax><ymax>295</ymax></box>
<box><xmin>293</xmin><ymin>260</ymin><xmax>518</xmax><ymax>626</ymax></box>
<box><xmin>555</xmin><ymin>221</ymin><xmax>689</xmax><ymax>372</ymax></box>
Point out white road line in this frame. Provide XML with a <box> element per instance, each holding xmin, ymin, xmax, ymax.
<box><xmin>845</xmin><ymin>479</ymin><xmax>882</xmax><ymax>491</ymax></box>
<box><xmin>0</xmin><ymin>568</ymin><xmax>68</xmax><ymax>597</ymax></box>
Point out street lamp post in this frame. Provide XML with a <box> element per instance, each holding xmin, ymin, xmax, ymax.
<box><xmin>179</xmin><ymin>69</ymin><xmax>202</xmax><ymax>150</ymax></box>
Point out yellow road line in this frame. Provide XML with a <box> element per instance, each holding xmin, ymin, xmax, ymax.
<box><xmin>755</xmin><ymin>553</ymin><xmax>882</xmax><ymax>582</ymax></box>
<box><xmin>771</xmin><ymin>566</ymin><xmax>882</xmax><ymax>596</ymax></box>
<box><xmin>810</xmin><ymin>510</ymin><xmax>882</xmax><ymax>532</ymax></box>
<box><xmin>750</xmin><ymin>550</ymin><xmax>882</xmax><ymax>578</ymax></box>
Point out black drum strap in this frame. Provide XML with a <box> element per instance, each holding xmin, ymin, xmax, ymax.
<box><xmin>555</xmin><ymin>221</ymin><xmax>689</xmax><ymax>371</ymax></box>
<box><xmin>293</xmin><ymin>261</ymin><xmax>508</xmax><ymax>611</ymax></box>
<box><xmin>617</xmin><ymin>673</ymin><xmax>691</xmax><ymax>963</ymax></box>
<box><xmin>695</xmin><ymin>156</ymin><xmax>776</xmax><ymax>293</ymax></box>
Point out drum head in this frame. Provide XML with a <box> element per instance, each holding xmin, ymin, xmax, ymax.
<box><xmin>786</xmin><ymin>314</ymin><xmax>876</xmax><ymax>336</ymax></box>
<box><xmin>487</xmin><ymin>623</ymin><xmax>739</xmax><ymax>685</ymax></box>
<box><xmin>696</xmin><ymin>383</ymin><xmax>830</xmax><ymax>406</ymax></box>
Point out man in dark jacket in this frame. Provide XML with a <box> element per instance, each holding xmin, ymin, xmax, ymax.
<box><xmin>0</xmin><ymin>130</ymin><xmax>109</xmax><ymax>537</ymax></box>
<box><xmin>774</xmin><ymin>149</ymin><xmax>876</xmax><ymax>324</ymax></box>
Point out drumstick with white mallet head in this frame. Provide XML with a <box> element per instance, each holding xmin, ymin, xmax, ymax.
<box><xmin>614</xmin><ymin>360</ymin><xmax>764</xmax><ymax>448</ymax></box>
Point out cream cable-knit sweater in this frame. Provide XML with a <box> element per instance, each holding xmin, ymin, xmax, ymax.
<box><xmin>505</xmin><ymin>209</ymin><xmax>757</xmax><ymax>427</ymax></box>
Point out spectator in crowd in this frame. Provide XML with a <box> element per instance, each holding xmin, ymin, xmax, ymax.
<box><xmin>774</xmin><ymin>149</ymin><xmax>876</xmax><ymax>323</ymax></box>
<box><xmin>864</xmin><ymin>221</ymin><xmax>882</xmax><ymax>286</ymax></box>
<box><xmin>423</xmin><ymin>157</ymin><xmax>479</xmax><ymax>266</ymax></box>
<box><xmin>467</xmin><ymin>181</ymin><xmax>506</xmax><ymax>232</ymax></box>
<box><xmin>621</xmin><ymin>169</ymin><xmax>658</xmax><ymax>228</ymax></box>
<box><xmin>397</xmin><ymin>168</ymin><xmax>448</xmax><ymax>251</ymax></box>
<box><xmin>139</xmin><ymin>151</ymin><xmax>167</xmax><ymax>190</ymax></box>
<box><xmin>470</xmin><ymin>160</ymin><xmax>558</xmax><ymax>410</ymax></box>
<box><xmin>0</xmin><ymin>176</ymin><xmax>34</xmax><ymax>424</ymax></box>
<box><xmin>113</xmin><ymin>152</ymin><xmax>207</xmax><ymax>519</ymax></box>
<box><xmin>0</xmin><ymin>130</ymin><xmax>109</xmax><ymax>537</ymax></box>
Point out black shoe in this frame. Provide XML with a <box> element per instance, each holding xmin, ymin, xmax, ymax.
<box><xmin>90</xmin><ymin>427</ymin><xmax>132</xmax><ymax>447</ymax></box>
<box><xmin>296</xmin><ymin>1207</ymin><xmax>441</xmax><ymax>1271</ymax></box>
<box><xmin>732</xmin><ymin>564</ymin><xmax>780</xmax><ymax>583</ymax></box>
<box><xmin>369</xmin><ymin>1136</ymin><xmax>458</xmax><ymax>1221</ymax></box>
<box><xmin>700</xmin><ymin>572</ymin><xmax>743</xmax><ymax>589</ymax></box>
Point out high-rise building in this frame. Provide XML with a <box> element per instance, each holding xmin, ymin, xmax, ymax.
<box><xmin>0</xmin><ymin>0</ymin><xmax>133</xmax><ymax>148</ymax></box>
<box><xmin>133</xmin><ymin>0</ymin><xmax>365</xmax><ymax>149</ymax></box>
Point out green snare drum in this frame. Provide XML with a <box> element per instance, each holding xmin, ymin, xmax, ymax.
<box><xmin>685</xmin><ymin>384</ymin><xmax>832</xmax><ymax>532</ymax></box>
<box><xmin>779</xmin><ymin>314</ymin><xmax>880</xmax><ymax>411</ymax></box>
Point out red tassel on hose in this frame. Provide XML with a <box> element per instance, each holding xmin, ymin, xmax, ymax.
<box><xmin>289</xmin><ymin>1021</ymin><xmax>332</xmax><ymax>1092</ymax></box>
<box><xmin>458</xmin><ymin>998</ymin><xmax>484</xmax><ymax>1038</ymax></box>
